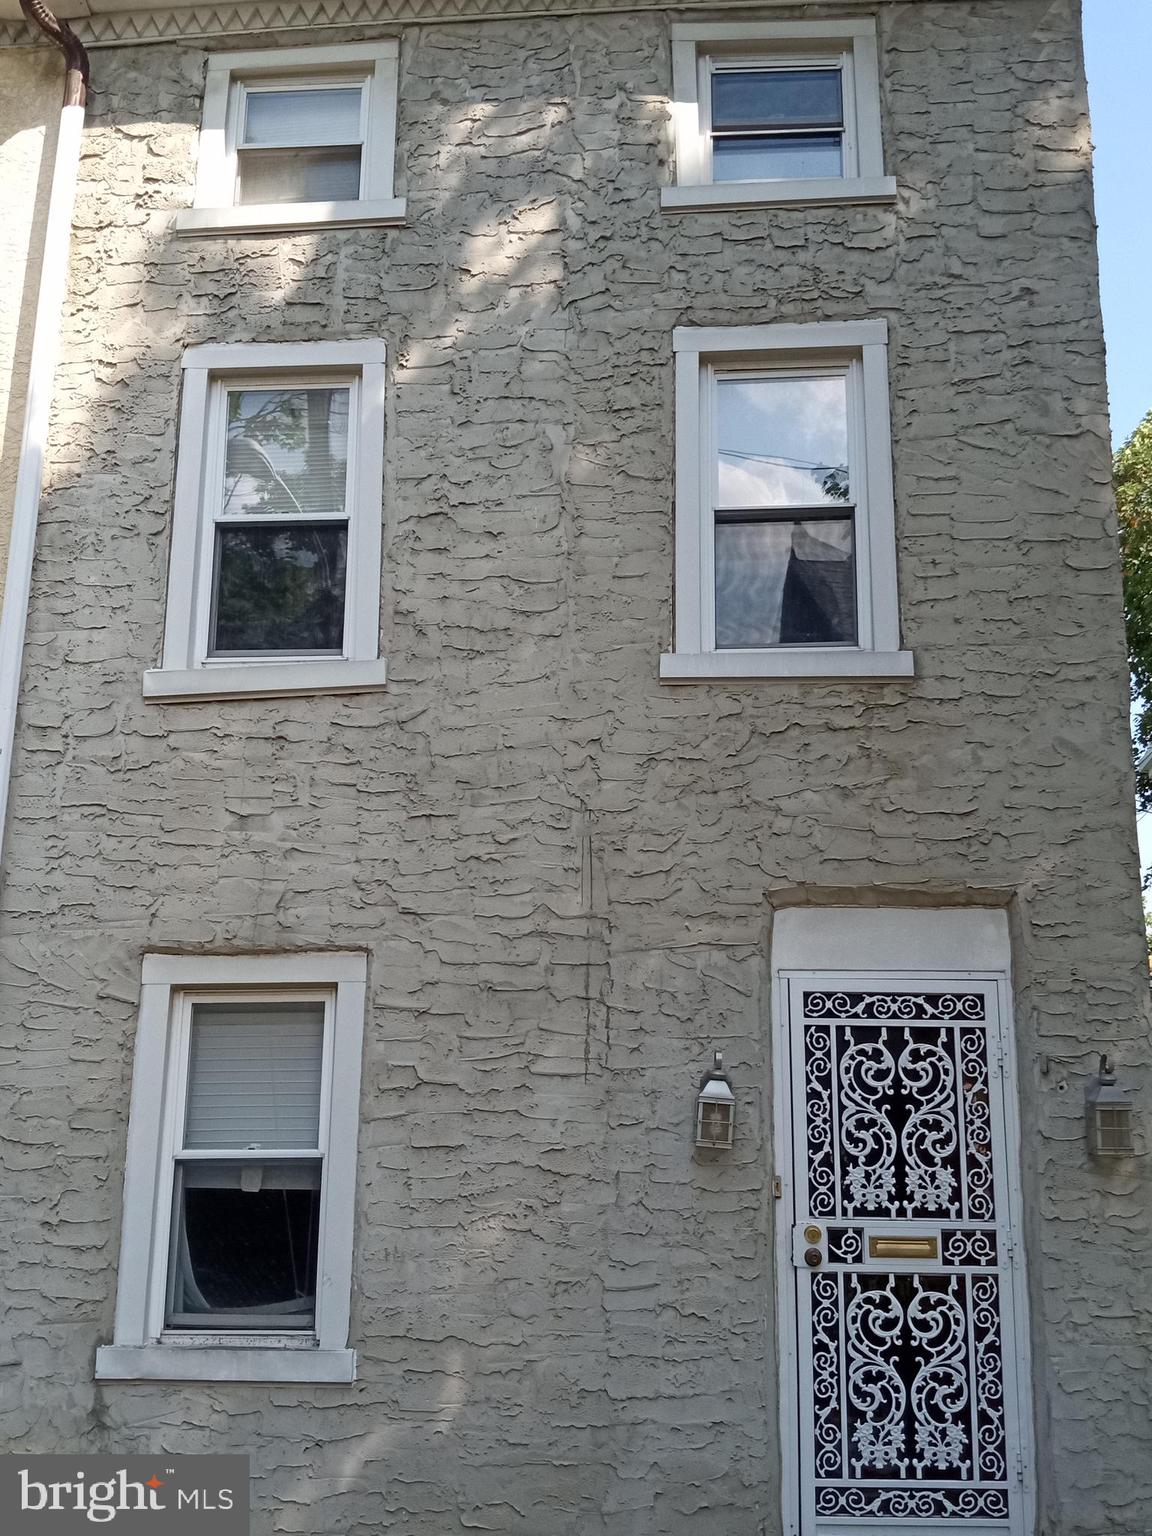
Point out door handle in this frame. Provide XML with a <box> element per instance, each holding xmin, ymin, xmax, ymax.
<box><xmin>803</xmin><ymin>1247</ymin><xmax>823</xmax><ymax>1268</ymax></box>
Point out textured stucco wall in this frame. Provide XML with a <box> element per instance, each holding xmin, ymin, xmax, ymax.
<box><xmin>0</xmin><ymin>2</ymin><xmax>1149</xmax><ymax>1533</ymax></box>
<box><xmin>0</xmin><ymin>48</ymin><xmax>59</xmax><ymax>596</ymax></box>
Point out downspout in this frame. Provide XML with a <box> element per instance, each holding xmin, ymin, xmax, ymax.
<box><xmin>0</xmin><ymin>3</ymin><xmax>89</xmax><ymax>867</ymax></box>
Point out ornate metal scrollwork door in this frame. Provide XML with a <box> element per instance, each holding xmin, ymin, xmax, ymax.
<box><xmin>782</xmin><ymin>977</ymin><xmax>1029</xmax><ymax>1534</ymax></box>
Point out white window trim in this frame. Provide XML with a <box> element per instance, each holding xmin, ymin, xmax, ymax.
<box><xmin>96</xmin><ymin>952</ymin><xmax>368</xmax><ymax>1385</ymax></box>
<box><xmin>144</xmin><ymin>340</ymin><xmax>388</xmax><ymax>704</ymax></box>
<box><xmin>662</xmin><ymin>19</ymin><xmax>896</xmax><ymax>213</ymax></box>
<box><xmin>661</xmin><ymin>319</ymin><xmax>912</xmax><ymax>684</ymax></box>
<box><xmin>175</xmin><ymin>42</ymin><xmax>405</xmax><ymax>235</ymax></box>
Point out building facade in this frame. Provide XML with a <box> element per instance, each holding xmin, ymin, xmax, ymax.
<box><xmin>0</xmin><ymin>1</ymin><xmax>1149</xmax><ymax>1533</ymax></box>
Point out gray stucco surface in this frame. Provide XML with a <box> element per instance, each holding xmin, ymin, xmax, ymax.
<box><xmin>0</xmin><ymin>2</ymin><xmax>1150</xmax><ymax>1532</ymax></box>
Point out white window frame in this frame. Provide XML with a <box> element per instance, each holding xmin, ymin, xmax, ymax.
<box><xmin>96</xmin><ymin>952</ymin><xmax>368</xmax><ymax>1384</ymax></box>
<box><xmin>662</xmin><ymin>19</ymin><xmax>896</xmax><ymax>212</ymax></box>
<box><xmin>144</xmin><ymin>340</ymin><xmax>388</xmax><ymax>703</ymax></box>
<box><xmin>175</xmin><ymin>42</ymin><xmax>405</xmax><ymax>235</ymax></box>
<box><xmin>661</xmin><ymin>320</ymin><xmax>913</xmax><ymax>683</ymax></box>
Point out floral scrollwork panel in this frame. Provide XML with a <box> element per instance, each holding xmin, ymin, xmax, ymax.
<box><xmin>815</xmin><ymin>1488</ymin><xmax>1010</xmax><ymax>1519</ymax></box>
<box><xmin>810</xmin><ymin>1271</ymin><xmax>1009</xmax><ymax>1513</ymax></box>
<box><xmin>802</xmin><ymin>1001</ymin><xmax>996</xmax><ymax>1222</ymax></box>
<box><xmin>804</xmin><ymin>992</ymin><xmax>985</xmax><ymax>1022</ymax></box>
<box><xmin>805</xmin><ymin>1024</ymin><xmax>837</xmax><ymax>1218</ymax></box>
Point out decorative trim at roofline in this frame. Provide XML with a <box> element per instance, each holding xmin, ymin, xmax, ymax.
<box><xmin>1</xmin><ymin>0</ymin><xmax>883</xmax><ymax>51</ymax></box>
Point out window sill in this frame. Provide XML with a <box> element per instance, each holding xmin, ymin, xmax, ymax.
<box><xmin>172</xmin><ymin>197</ymin><xmax>407</xmax><ymax>235</ymax></box>
<box><xmin>660</xmin><ymin>177</ymin><xmax>897</xmax><ymax>213</ymax></box>
<box><xmin>95</xmin><ymin>1344</ymin><xmax>356</xmax><ymax>1384</ymax></box>
<box><xmin>143</xmin><ymin>657</ymin><xmax>389</xmax><ymax>702</ymax></box>
<box><xmin>659</xmin><ymin>649</ymin><xmax>915</xmax><ymax>683</ymax></box>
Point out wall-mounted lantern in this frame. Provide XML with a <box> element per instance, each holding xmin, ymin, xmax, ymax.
<box><xmin>695</xmin><ymin>1051</ymin><xmax>735</xmax><ymax>1150</ymax></box>
<box><xmin>1086</xmin><ymin>1054</ymin><xmax>1136</xmax><ymax>1158</ymax></box>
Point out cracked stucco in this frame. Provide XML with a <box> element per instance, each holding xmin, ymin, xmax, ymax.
<box><xmin>0</xmin><ymin>2</ymin><xmax>1150</xmax><ymax>1532</ymax></box>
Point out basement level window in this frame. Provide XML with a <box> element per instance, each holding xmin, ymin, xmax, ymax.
<box><xmin>175</xmin><ymin>42</ymin><xmax>404</xmax><ymax>235</ymax></box>
<box><xmin>661</xmin><ymin>19</ymin><xmax>896</xmax><ymax>213</ymax></box>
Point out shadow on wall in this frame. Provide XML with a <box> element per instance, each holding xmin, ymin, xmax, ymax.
<box><xmin>3</xmin><ymin>11</ymin><xmax>1121</xmax><ymax>1536</ymax></box>
<box><xmin>7</xmin><ymin>21</ymin><xmax>710</xmax><ymax>1535</ymax></box>
<box><xmin>0</xmin><ymin>46</ymin><xmax>66</xmax><ymax>589</ymax></box>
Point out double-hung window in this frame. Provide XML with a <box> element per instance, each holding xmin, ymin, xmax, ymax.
<box><xmin>177</xmin><ymin>43</ymin><xmax>404</xmax><ymax>234</ymax></box>
<box><xmin>662</xmin><ymin>321</ymin><xmax>912</xmax><ymax>682</ymax></box>
<box><xmin>712</xmin><ymin>363</ymin><xmax>857</xmax><ymax>650</ymax></box>
<box><xmin>663</xmin><ymin>20</ymin><xmax>895</xmax><ymax>212</ymax></box>
<box><xmin>96</xmin><ymin>954</ymin><xmax>367</xmax><ymax>1384</ymax></box>
<box><xmin>234</xmin><ymin>78</ymin><xmax>367</xmax><ymax>207</ymax></box>
<box><xmin>707</xmin><ymin>60</ymin><xmax>849</xmax><ymax>185</ymax></box>
<box><xmin>145</xmin><ymin>341</ymin><xmax>387</xmax><ymax>702</ymax></box>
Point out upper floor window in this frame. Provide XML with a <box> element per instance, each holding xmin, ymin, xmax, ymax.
<box><xmin>176</xmin><ymin>42</ymin><xmax>404</xmax><ymax>235</ymax></box>
<box><xmin>661</xmin><ymin>320</ymin><xmax>913</xmax><ymax>683</ymax></box>
<box><xmin>144</xmin><ymin>341</ymin><xmax>388</xmax><ymax>702</ymax></box>
<box><xmin>662</xmin><ymin>19</ymin><xmax>896</xmax><ymax>213</ymax></box>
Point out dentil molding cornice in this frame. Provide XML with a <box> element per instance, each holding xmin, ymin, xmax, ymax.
<box><xmin>1</xmin><ymin>0</ymin><xmax>891</xmax><ymax>51</ymax></box>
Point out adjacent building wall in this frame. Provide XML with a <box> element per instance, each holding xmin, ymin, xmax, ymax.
<box><xmin>0</xmin><ymin>48</ymin><xmax>60</xmax><ymax>595</ymax></box>
<box><xmin>0</xmin><ymin>3</ymin><xmax>1148</xmax><ymax>1533</ymax></box>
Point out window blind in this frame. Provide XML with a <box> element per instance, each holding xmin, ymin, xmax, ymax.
<box><xmin>184</xmin><ymin>1001</ymin><xmax>324</xmax><ymax>1149</ymax></box>
<box><xmin>243</xmin><ymin>87</ymin><xmax>363</xmax><ymax>148</ymax></box>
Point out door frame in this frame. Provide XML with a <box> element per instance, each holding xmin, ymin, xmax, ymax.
<box><xmin>772</xmin><ymin>955</ymin><xmax>1036</xmax><ymax>1536</ymax></box>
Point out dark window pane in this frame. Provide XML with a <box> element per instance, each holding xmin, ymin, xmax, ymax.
<box><xmin>167</xmin><ymin>1161</ymin><xmax>320</xmax><ymax>1329</ymax></box>
<box><xmin>711</xmin><ymin>68</ymin><xmax>843</xmax><ymax>131</ymax></box>
<box><xmin>210</xmin><ymin>522</ymin><xmax>347</xmax><ymax>655</ymax></box>
<box><xmin>715</xmin><ymin>518</ymin><xmax>855</xmax><ymax>648</ymax></box>
<box><xmin>224</xmin><ymin>386</ymin><xmax>349</xmax><ymax>519</ymax></box>
<box><xmin>237</xmin><ymin>146</ymin><xmax>362</xmax><ymax>205</ymax></box>
<box><xmin>713</xmin><ymin>133</ymin><xmax>843</xmax><ymax>183</ymax></box>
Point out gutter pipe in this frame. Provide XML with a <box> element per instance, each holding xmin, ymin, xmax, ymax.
<box><xmin>0</xmin><ymin>2</ymin><xmax>89</xmax><ymax>868</ymax></box>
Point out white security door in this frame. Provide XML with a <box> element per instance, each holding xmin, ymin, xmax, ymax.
<box><xmin>780</xmin><ymin>976</ymin><xmax>1031</xmax><ymax>1535</ymax></box>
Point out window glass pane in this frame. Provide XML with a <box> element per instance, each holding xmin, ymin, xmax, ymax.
<box><xmin>224</xmin><ymin>387</ymin><xmax>349</xmax><ymax>519</ymax></box>
<box><xmin>712</xmin><ymin>133</ymin><xmax>843</xmax><ymax>183</ymax></box>
<box><xmin>167</xmin><ymin>1160</ymin><xmax>321</xmax><ymax>1329</ymax></box>
<box><xmin>715</xmin><ymin>518</ymin><xmax>855</xmax><ymax>648</ymax></box>
<box><xmin>210</xmin><ymin>523</ymin><xmax>348</xmax><ymax>655</ymax></box>
<box><xmin>711</xmin><ymin>69</ymin><xmax>843</xmax><ymax>130</ymax></box>
<box><xmin>184</xmin><ymin>1001</ymin><xmax>325</xmax><ymax>1150</ymax></box>
<box><xmin>243</xmin><ymin>86</ymin><xmax>363</xmax><ymax>147</ymax></box>
<box><xmin>717</xmin><ymin>374</ymin><xmax>850</xmax><ymax>509</ymax></box>
<box><xmin>237</xmin><ymin>146</ymin><xmax>362</xmax><ymax>205</ymax></box>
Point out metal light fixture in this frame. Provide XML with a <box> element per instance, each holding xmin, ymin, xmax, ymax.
<box><xmin>1086</xmin><ymin>1054</ymin><xmax>1136</xmax><ymax>1158</ymax></box>
<box><xmin>695</xmin><ymin>1051</ymin><xmax>735</xmax><ymax>1150</ymax></box>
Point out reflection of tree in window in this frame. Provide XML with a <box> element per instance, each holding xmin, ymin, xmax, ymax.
<box><xmin>212</xmin><ymin>387</ymin><xmax>350</xmax><ymax>655</ymax></box>
<box><xmin>224</xmin><ymin>389</ymin><xmax>348</xmax><ymax>517</ymax></box>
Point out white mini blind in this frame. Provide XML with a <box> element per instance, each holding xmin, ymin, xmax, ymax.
<box><xmin>243</xmin><ymin>87</ymin><xmax>364</xmax><ymax>148</ymax></box>
<box><xmin>184</xmin><ymin>1001</ymin><xmax>325</xmax><ymax>1149</ymax></box>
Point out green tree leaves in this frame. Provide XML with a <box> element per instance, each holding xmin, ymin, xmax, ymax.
<box><xmin>1117</xmin><ymin>410</ymin><xmax>1152</xmax><ymax>808</ymax></box>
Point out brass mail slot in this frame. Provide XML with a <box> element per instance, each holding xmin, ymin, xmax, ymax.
<box><xmin>869</xmin><ymin>1236</ymin><xmax>939</xmax><ymax>1261</ymax></box>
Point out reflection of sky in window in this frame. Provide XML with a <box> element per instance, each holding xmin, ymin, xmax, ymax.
<box><xmin>223</xmin><ymin>388</ymin><xmax>349</xmax><ymax>518</ymax></box>
<box><xmin>717</xmin><ymin>375</ymin><xmax>848</xmax><ymax>507</ymax></box>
